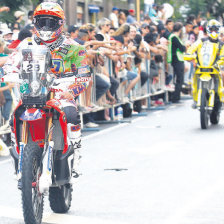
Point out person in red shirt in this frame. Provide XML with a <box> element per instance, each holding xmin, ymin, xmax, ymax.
<box><xmin>8</xmin><ymin>29</ymin><xmax>32</xmax><ymax>49</ymax></box>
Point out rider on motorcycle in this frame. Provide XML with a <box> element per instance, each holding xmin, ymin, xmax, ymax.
<box><xmin>3</xmin><ymin>2</ymin><xmax>91</xmax><ymax>175</ymax></box>
<box><xmin>186</xmin><ymin>19</ymin><xmax>224</xmax><ymax>107</ymax></box>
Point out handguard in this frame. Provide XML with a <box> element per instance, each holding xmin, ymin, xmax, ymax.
<box><xmin>183</xmin><ymin>54</ymin><xmax>197</xmax><ymax>61</ymax></box>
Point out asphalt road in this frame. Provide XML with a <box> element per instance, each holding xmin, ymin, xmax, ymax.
<box><xmin>1</xmin><ymin>98</ymin><xmax>224</xmax><ymax>224</ymax></box>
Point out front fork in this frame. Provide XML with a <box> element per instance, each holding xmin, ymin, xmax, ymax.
<box><xmin>39</xmin><ymin>112</ymin><xmax>54</xmax><ymax>194</ymax></box>
<box><xmin>17</xmin><ymin>121</ymin><xmax>28</xmax><ymax>180</ymax></box>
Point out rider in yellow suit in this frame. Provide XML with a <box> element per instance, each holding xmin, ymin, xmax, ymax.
<box><xmin>186</xmin><ymin>19</ymin><xmax>224</xmax><ymax>106</ymax></box>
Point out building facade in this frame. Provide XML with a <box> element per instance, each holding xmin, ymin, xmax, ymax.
<box><xmin>63</xmin><ymin>0</ymin><xmax>129</xmax><ymax>26</ymax></box>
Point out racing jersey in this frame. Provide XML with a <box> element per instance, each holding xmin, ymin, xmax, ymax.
<box><xmin>187</xmin><ymin>37</ymin><xmax>224</xmax><ymax>66</ymax></box>
<box><xmin>3</xmin><ymin>35</ymin><xmax>91</xmax><ymax>99</ymax></box>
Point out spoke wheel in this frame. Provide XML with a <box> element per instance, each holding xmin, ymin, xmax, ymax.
<box><xmin>200</xmin><ymin>88</ymin><xmax>209</xmax><ymax>129</ymax></box>
<box><xmin>210</xmin><ymin>99</ymin><xmax>221</xmax><ymax>125</ymax></box>
<box><xmin>22</xmin><ymin>143</ymin><xmax>44</xmax><ymax>224</ymax></box>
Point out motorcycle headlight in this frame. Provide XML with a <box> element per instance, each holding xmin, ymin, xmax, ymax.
<box><xmin>30</xmin><ymin>81</ymin><xmax>41</xmax><ymax>96</ymax></box>
<box><xmin>203</xmin><ymin>54</ymin><xmax>210</xmax><ymax>66</ymax></box>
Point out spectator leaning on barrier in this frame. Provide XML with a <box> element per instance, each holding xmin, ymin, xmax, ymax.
<box><xmin>68</xmin><ymin>25</ymin><xmax>79</xmax><ymax>40</ymax></box>
<box><xmin>118</xmin><ymin>11</ymin><xmax>127</xmax><ymax>26</ymax></box>
<box><xmin>0</xmin><ymin>38</ymin><xmax>15</xmax><ymax>131</ymax></box>
<box><xmin>8</xmin><ymin>28</ymin><xmax>32</xmax><ymax>49</ymax></box>
<box><xmin>0</xmin><ymin>6</ymin><xmax>10</xmax><ymax>13</ymax></box>
<box><xmin>2</xmin><ymin>29</ymin><xmax>13</xmax><ymax>45</ymax></box>
<box><xmin>140</xmin><ymin>23</ymin><xmax>151</xmax><ymax>37</ymax></box>
<box><xmin>13</xmin><ymin>11</ymin><xmax>25</xmax><ymax>31</ymax></box>
<box><xmin>167</xmin><ymin>22</ymin><xmax>187</xmax><ymax>103</ymax></box>
<box><xmin>143</xmin><ymin>15</ymin><xmax>152</xmax><ymax>25</ymax></box>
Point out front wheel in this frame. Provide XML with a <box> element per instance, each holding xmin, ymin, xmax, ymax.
<box><xmin>49</xmin><ymin>183</ymin><xmax>73</xmax><ymax>213</ymax></box>
<box><xmin>200</xmin><ymin>88</ymin><xmax>209</xmax><ymax>129</ymax></box>
<box><xmin>21</xmin><ymin>143</ymin><xmax>44</xmax><ymax>224</ymax></box>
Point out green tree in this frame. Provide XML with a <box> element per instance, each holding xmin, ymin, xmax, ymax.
<box><xmin>187</xmin><ymin>0</ymin><xmax>207</xmax><ymax>17</ymax></box>
<box><xmin>204</xmin><ymin>0</ymin><xmax>224</xmax><ymax>21</ymax></box>
<box><xmin>0</xmin><ymin>0</ymin><xmax>29</xmax><ymax>25</ymax></box>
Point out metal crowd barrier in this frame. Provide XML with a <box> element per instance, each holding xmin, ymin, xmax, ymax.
<box><xmin>0</xmin><ymin>55</ymin><xmax>171</xmax><ymax>133</ymax></box>
<box><xmin>79</xmin><ymin>55</ymin><xmax>170</xmax><ymax>130</ymax></box>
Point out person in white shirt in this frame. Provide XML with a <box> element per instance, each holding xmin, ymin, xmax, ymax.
<box><xmin>109</xmin><ymin>7</ymin><xmax>119</xmax><ymax>29</ymax></box>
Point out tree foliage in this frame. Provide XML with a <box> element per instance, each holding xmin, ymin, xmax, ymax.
<box><xmin>0</xmin><ymin>0</ymin><xmax>29</xmax><ymax>25</ymax></box>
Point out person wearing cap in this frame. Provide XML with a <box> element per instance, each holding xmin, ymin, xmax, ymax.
<box><xmin>68</xmin><ymin>25</ymin><xmax>79</xmax><ymax>40</ymax></box>
<box><xmin>127</xmin><ymin>9</ymin><xmax>137</xmax><ymax>24</ymax></box>
<box><xmin>109</xmin><ymin>7</ymin><xmax>119</xmax><ymax>29</ymax></box>
<box><xmin>149</xmin><ymin>3</ymin><xmax>158</xmax><ymax>19</ymax></box>
<box><xmin>2</xmin><ymin>29</ymin><xmax>13</xmax><ymax>45</ymax></box>
<box><xmin>13</xmin><ymin>11</ymin><xmax>25</xmax><ymax>31</ymax></box>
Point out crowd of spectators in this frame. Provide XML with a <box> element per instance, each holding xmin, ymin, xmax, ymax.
<box><xmin>0</xmin><ymin>3</ymin><xmax>215</xmax><ymax>152</ymax></box>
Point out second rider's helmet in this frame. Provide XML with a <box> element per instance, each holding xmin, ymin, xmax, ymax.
<box><xmin>206</xmin><ymin>19</ymin><xmax>221</xmax><ymax>40</ymax></box>
<box><xmin>33</xmin><ymin>2</ymin><xmax>65</xmax><ymax>42</ymax></box>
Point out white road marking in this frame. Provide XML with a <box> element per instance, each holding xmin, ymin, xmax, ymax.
<box><xmin>153</xmin><ymin>111</ymin><xmax>163</xmax><ymax>115</ymax></box>
<box><xmin>0</xmin><ymin>117</ymin><xmax>145</xmax><ymax>166</ymax></box>
<box><xmin>83</xmin><ymin>117</ymin><xmax>144</xmax><ymax>141</ymax></box>
<box><xmin>163</xmin><ymin>179</ymin><xmax>224</xmax><ymax>224</ymax></box>
<box><xmin>0</xmin><ymin>205</ymin><xmax>130</xmax><ymax>224</ymax></box>
<box><xmin>128</xmin><ymin>140</ymin><xmax>186</xmax><ymax>156</ymax></box>
<box><xmin>43</xmin><ymin>213</ymin><xmax>130</xmax><ymax>224</ymax></box>
<box><xmin>0</xmin><ymin>158</ymin><xmax>10</xmax><ymax>165</ymax></box>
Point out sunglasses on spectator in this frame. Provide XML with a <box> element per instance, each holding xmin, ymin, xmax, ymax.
<box><xmin>105</xmin><ymin>24</ymin><xmax>111</xmax><ymax>27</ymax></box>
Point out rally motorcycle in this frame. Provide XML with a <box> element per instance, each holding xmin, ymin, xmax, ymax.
<box><xmin>184</xmin><ymin>48</ymin><xmax>224</xmax><ymax>129</ymax></box>
<box><xmin>3</xmin><ymin>45</ymin><xmax>80</xmax><ymax>224</ymax></box>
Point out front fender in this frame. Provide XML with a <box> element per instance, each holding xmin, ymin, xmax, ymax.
<box><xmin>20</xmin><ymin>108</ymin><xmax>47</xmax><ymax>148</ymax></box>
<box><xmin>200</xmin><ymin>73</ymin><xmax>212</xmax><ymax>82</ymax></box>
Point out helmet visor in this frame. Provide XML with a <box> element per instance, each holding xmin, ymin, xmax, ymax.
<box><xmin>34</xmin><ymin>15</ymin><xmax>62</xmax><ymax>31</ymax></box>
<box><xmin>208</xmin><ymin>25</ymin><xmax>220</xmax><ymax>33</ymax></box>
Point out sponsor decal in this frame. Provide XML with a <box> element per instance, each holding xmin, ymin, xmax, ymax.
<box><xmin>50</xmin><ymin>88</ymin><xmax>63</xmax><ymax>93</ymax></box>
<box><xmin>70</xmin><ymin>83</ymin><xmax>87</xmax><ymax>97</ymax></box>
<box><xmin>78</xmin><ymin>66</ymin><xmax>90</xmax><ymax>75</ymax></box>
<box><xmin>62</xmin><ymin>44</ymin><xmax>71</xmax><ymax>49</ymax></box>
<box><xmin>71</xmin><ymin>63</ymin><xmax>77</xmax><ymax>72</ymax></box>
<box><xmin>74</xmin><ymin>77</ymin><xmax>91</xmax><ymax>82</ymax></box>
<box><xmin>23</xmin><ymin>52</ymin><xmax>33</xmax><ymax>61</ymax></box>
<box><xmin>78</xmin><ymin>50</ymin><xmax>85</xmax><ymax>56</ymax></box>
<box><xmin>59</xmin><ymin>47</ymin><xmax>69</xmax><ymax>55</ymax></box>
<box><xmin>71</xmin><ymin>124</ymin><xmax>81</xmax><ymax>132</ymax></box>
<box><xmin>20</xmin><ymin>81</ymin><xmax>30</xmax><ymax>94</ymax></box>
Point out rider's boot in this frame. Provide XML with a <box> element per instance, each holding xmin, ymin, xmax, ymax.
<box><xmin>67</xmin><ymin>123</ymin><xmax>82</xmax><ymax>179</ymax></box>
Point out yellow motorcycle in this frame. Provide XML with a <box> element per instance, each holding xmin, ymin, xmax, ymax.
<box><xmin>184</xmin><ymin>50</ymin><xmax>224</xmax><ymax>129</ymax></box>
